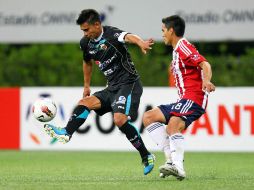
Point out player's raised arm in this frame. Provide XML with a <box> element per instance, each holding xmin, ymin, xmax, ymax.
<box><xmin>83</xmin><ymin>60</ymin><xmax>93</xmax><ymax>97</ymax></box>
<box><xmin>124</xmin><ymin>34</ymin><xmax>154</xmax><ymax>54</ymax></box>
<box><xmin>199</xmin><ymin>61</ymin><xmax>216</xmax><ymax>93</ymax></box>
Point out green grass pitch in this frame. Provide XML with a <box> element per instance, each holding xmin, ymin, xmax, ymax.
<box><xmin>0</xmin><ymin>151</ymin><xmax>253</xmax><ymax>190</ymax></box>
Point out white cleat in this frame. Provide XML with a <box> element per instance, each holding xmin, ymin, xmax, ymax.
<box><xmin>159</xmin><ymin>163</ymin><xmax>186</xmax><ymax>181</ymax></box>
<box><xmin>159</xmin><ymin>159</ymin><xmax>172</xmax><ymax>178</ymax></box>
<box><xmin>159</xmin><ymin>160</ymin><xmax>172</xmax><ymax>178</ymax></box>
<box><xmin>159</xmin><ymin>173</ymin><xmax>166</xmax><ymax>178</ymax></box>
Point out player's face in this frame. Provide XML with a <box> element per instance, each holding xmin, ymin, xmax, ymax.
<box><xmin>162</xmin><ymin>24</ymin><xmax>173</xmax><ymax>46</ymax></box>
<box><xmin>80</xmin><ymin>22</ymin><xmax>102</xmax><ymax>39</ymax></box>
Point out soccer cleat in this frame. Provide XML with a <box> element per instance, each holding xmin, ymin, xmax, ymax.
<box><xmin>142</xmin><ymin>154</ymin><xmax>155</xmax><ymax>175</ymax></box>
<box><xmin>159</xmin><ymin>163</ymin><xmax>186</xmax><ymax>181</ymax></box>
<box><xmin>44</xmin><ymin>124</ymin><xmax>71</xmax><ymax>144</ymax></box>
<box><xmin>159</xmin><ymin>173</ymin><xmax>166</xmax><ymax>178</ymax></box>
<box><xmin>159</xmin><ymin>160</ymin><xmax>173</xmax><ymax>178</ymax></box>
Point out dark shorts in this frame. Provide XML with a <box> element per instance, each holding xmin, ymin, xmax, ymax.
<box><xmin>93</xmin><ymin>80</ymin><xmax>143</xmax><ymax>121</ymax></box>
<box><xmin>159</xmin><ymin>99</ymin><xmax>205</xmax><ymax>128</ymax></box>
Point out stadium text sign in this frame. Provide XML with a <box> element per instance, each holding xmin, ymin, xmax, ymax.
<box><xmin>186</xmin><ymin>105</ymin><xmax>254</xmax><ymax>136</ymax></box>
<box><xmin>0</xmin><ymin>0</ymin><xmax>254</xmax><ymax>42</ymax></box>
<box><xmin>17</xmin><ymin>87</ymin><xmax>254</xmax><ymax>152</ymax></box>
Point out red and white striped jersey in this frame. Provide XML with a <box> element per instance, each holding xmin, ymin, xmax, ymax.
<box><xmin>171</xmin><ymin>38</ymin><xmax>208</xmax><ymax>109</ymax></box>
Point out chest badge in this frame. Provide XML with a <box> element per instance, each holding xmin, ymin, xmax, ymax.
<box><xmin>99</xmin><ymin>44</ymin><xmax>108</xmax><ymax>50</ymax></box>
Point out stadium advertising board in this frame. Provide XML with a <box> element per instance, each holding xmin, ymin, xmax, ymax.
<box><xmin>0</xmin><ymin>88</ymin><xmax>20</xmax><ymax>149</ymax></box>
<box><xmin>0</xmin><ymin>0</ymin><xmax>254</xmax><ymax>42</ymax></box>
<box><xmin>19</xmin><ymin>87</ymin><xmax>254</xmax><ymax>152</ymax></box>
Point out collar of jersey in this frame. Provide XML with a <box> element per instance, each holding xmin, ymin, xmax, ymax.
<box><xmin>93</xmin><ymin>27</ymin><xmax>104</xmax><ymax>42</ymax></box>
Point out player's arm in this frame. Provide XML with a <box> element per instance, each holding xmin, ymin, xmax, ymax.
<box><xmin>124</xmin><ymin>34</ymin><xmax>154</xmax><ymax>54</ymax></box>
<box><xmin>199</xmin><ymin>61</ymin><xmax>215</xmax><ymax>93</ymax></box>
<box><xmin>83</xmin><ymin>60</ymin><xmax>93</xmax><ymax>97</ymax></box>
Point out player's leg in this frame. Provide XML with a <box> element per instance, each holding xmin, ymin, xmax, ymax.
<box><xmin>44</xmin><ymin>90</ymin><xmax>106</xmax><ymax>143</ymax></box>
<box><xmin>159</xmin><ymin>99</ymin><xmax>205</xmax><ymax>180</ymax></box>
<box><xmin>113</xmin><ymin>80</ymin><xmax>155</xmax><ymax>175</ymax></box>
<box><xmin>159</xmin><ymin>116</ymin><xmax>186</xmax><ymax>180</ymax></box>
<box><xmin>114</xmin><ymin>113</ymin><xmax>155</xmax><ymax>175</ymax></box>
<box><xmin>44</xmin><ymin>95</ymin><xmax>101</xmax><ymax>143</ymax></box>
<box><xmin>144</xmin><ymin>106</ymin><xmax>177</xmax><ymax>178</ymax></box>
<box><xmin>64</xmin><ymin>96</ymin><xmax>101</xmax><ymax>135</ymax></box>
<box><xmin>143</xmin><ymin>108</ymin><xmax>172</xmax><ymax>174</ymax></box>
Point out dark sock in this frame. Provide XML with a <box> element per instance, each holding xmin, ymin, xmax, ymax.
<box><xmin>65</xmin><ymin>105</ymin><xmax>90</xmax><ymax>135</ymax></box>
<box><xmin>119</xmin><ymin>121</ymin><xmax>150</xmax><ymax>159</ymax></box>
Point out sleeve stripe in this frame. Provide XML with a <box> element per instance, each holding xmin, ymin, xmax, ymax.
<box><xmin>181</xmin><ymin>41</ymin><xmax>192</xmax><ymax>54</ymax></box>
<box><xmin>118</xmin><ymin>32</ymin><xmax>128</xmax><ymax>43</ymax></box>
<box><xmin>179</xmin><ymin>42</ymin><xmax>191</xmax><ymax>56</ymax></box>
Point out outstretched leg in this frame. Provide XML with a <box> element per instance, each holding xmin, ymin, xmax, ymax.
<box><xmin>44</xmin><ymin>96</ymin><xmax>101</xmax><ymax>143</ymax></box>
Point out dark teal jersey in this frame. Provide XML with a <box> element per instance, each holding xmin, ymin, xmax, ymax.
<box><xmin>80</xmin><ymin>26</ymin><xmax>139</xmax><ymax>91</ymax></box>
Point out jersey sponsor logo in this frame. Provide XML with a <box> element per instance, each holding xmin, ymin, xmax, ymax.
<box><xmin>103</xmin><ymin>65</ymin><xmax>118</xmax><ymax>76</ymax></box>
<box><xmin>95</xmin><ymin>61</ymin><xmax>100</xmax><ymax>65</ymax></box>
<box><xmin>98</xmin><ymin>54</ymin><xmax>118</xmax><ymax>70</ymax></box>
<box><xmin>89</xmin><ymin>49</ymin><xmax>98</xmax><ymax>54</ymax></box>
<box><xmin>116</xmin><ymin>96</ymin><xmax>126</xmax><ymax>105</ymax></box>
<box><xmin>103</xmin><ymin>53</ymin><xmax>117</xmax><ymax>65</ymax></box>
<box><xmin>103</xmin><ymin>68</ymin><xmax>114</xmax><ymax>76</ymax></box>
<box><xmin>114</xmin><ymin>33</ymin><xmax>120</xmax><ymax>38</ymax></box>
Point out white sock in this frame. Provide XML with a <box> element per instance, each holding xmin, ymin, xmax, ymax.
<box><xmin>169</xmin><ymin>133</ymin><xmax>185</xmax><ymax>170</ymax></box>
<box><xmin>146</xmin><ymin>122</ymin><xmax>171</xmax><ymax>162</ymax></box>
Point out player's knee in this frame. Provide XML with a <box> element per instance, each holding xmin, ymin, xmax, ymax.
<box><xmin>113</xmin><ymin>113</ymin><xmax>128</xmax><ymax>127</ymax></box>
<box><xmin>78</xmin><ymin>98</ymin><xmax>90</xmax><ymax>108</ymax></box>
<box><xmin>143</xmin><ymin>111</ymin><xmax>155</xmax><ymax>127</ymax></box>
<box><xmin>167</xmin><ymin>117</ymin><xmax>185</xmax><ymax>135</ymax></box>
<box><xmin>78</xmin><ymin>96</ymin><xmax>100</xmax><ymax>110</ymax></box>
<box><xmin>167</xmin><ymin>126</ymin><xmax>176</xmax><ymax>135</ymax></box>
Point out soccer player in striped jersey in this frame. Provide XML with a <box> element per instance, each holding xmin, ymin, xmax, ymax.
<box><xmin>143</xmin><ymin>15</ymin><xmax>215</xmax><ymax>180</ymax></box>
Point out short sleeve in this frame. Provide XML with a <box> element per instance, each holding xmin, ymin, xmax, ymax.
<box><xmin>178</xmin><ymin>41</ymin><xmax>206</xmax><ymax>66</ymax></box>
<box><xmin>108</xmin><ymin>26</ymin><xmax>129</xmax><ymax>43</ymax></box>
<box><xmin>80</xmin><ymin>38</ymin><xmax>92</xmax><ymax>62</ymax></box>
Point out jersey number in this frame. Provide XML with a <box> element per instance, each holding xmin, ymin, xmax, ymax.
<box><xmin>172</xmin><ymin>103</ymin><xmax>182</xmax><ymax>110</ymax></box>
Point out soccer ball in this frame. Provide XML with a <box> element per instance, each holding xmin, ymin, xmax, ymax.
<box><xmin>32</xmin><ymin>98</ymin><xmax>57</xmax><ymax>122</ymax></box>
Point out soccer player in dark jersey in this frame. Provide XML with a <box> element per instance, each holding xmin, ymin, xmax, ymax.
<box><xmin>142</xmin><ymin>15</ymin><xmax>215</xmax><ymax>180</ymax></box>
<box><xmin>44</xmin><ymin>9</ymin><xmax>155</xmax><ymax>175</ymax></box>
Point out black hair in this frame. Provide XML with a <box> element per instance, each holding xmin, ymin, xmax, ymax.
<box><xmin>76</xmin><ymin>9</ymin><xmax>101</xmax><ymax>25</ymax></box>
<box><xmin>162</xmin><ymin>15</ymin><xmax>185</xmax><ymax>37</ymax></box>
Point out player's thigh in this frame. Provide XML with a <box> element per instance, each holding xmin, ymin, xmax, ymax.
<box><xmin>143</xmin><ymin>107</ymin><xmax>167</xmax><ymax>126</ymax></box>
<box><xmin>78</xmin><ymin>95</ymin><xmax>101</xmax><ymax>110</ymax></box>
<box><xmin>90</xmin><ymin>89</ymin><xmax>112</xmax><ymax>115</ymax></box>
<box><xmin>165</xmin><ymin>99</ymin><xmax>205</xmax><ymax>134</ymax></box>
<box><xmin>112</xmin><ymin>80</ymin><xmax>142</xmax><ymax>121</ymax></box>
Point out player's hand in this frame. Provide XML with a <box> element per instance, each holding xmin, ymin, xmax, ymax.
<box><xmin>139</xmin><ymin>38</ymin><xmax>154</xmax><ymax>54</ymax></box>
<box><xmin>202</xmin><ymin>80</ymin><xmax>215</xmax><ymax>93</ymax></box>
<box><xmin>83</xmin><ymin>87</ymin><xmax>91</xmax><ymax>98</ymax></box>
